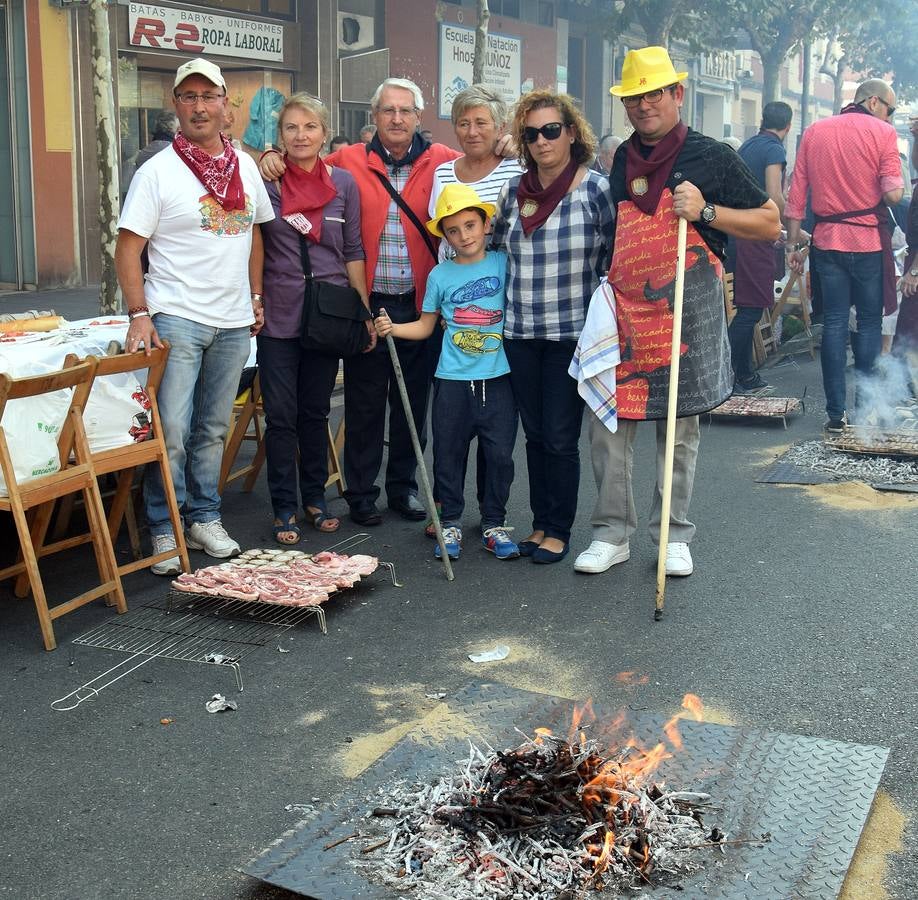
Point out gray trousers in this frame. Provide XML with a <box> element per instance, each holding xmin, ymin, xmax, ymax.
<box><xmin>586</xmin><ymin>410</ymin><xmax>700</xmax><ymax>545</ymax></box>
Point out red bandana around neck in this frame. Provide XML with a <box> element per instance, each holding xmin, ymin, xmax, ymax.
<box><xmin>172</xmin><ymin>132</ymin><xmax>246</xmax><ymax>211</ymax></box>
<box><xmin>515</xmin><ymin>156</ymin><xmax>579</xmax><ymax>236</ymax></box>
<box><xmin>279</xmin><ymin>156</ymin><xmax>338</xmax><ymax>243</ymax></box>
<box><xmin>625</xmin><ymin>121</ymin><xmax>688</xmax><ymax>216</ymax></box>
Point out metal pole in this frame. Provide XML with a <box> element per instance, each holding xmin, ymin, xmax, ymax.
<box><xmin>383</xmin><ymin>334</ymin><xmax>454</xmax><ymax>581</ymax></box>
<box><xmin>654</xmin><ymin>216</ymin><xmax>688</xmax><ymax>620</ymax></box>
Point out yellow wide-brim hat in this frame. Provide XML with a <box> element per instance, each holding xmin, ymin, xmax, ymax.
<box><xmin>610</xmin><ymin>46</ymin><xmax>688</xmax><ymax>97</ymax></box>
<box><xmin>426</xmin><ymin>183</ymin><xmax>496</xmax><ymax>237</ymax></box>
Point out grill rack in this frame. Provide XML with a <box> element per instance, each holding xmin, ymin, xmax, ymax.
<box><xmin>708</xmin><ymin>395</ymin><xmax>803</xmax><ymax>429</ymax></box>
<box><xmin>826</xmin><ymin>425</ymin><xmax>918</xmax><ymax>459</ymax></box>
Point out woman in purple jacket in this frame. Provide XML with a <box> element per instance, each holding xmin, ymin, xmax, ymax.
<box><xmin>258</xmin><ymin>93</ymin><xmax>371</xmax><ymax>542</ymax></box>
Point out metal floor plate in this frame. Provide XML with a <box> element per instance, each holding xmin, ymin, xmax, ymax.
<box><xmin>243</xmin><ymin>683</ymin><xmax>888</xmax><ymax>899</ymax></box>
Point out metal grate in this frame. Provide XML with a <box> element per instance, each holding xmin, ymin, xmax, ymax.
<box><xmin>71</xmin><ymin>592</ymin><xmax>325</xmax><ymax>693</ymax></box>
<box><xmin>709</xmin><ymin>395</ymin><xmax>803</xmax><ymax>428</ymax></box>
<box><xmin>825</xmin><ymin>425</ymin><xmax>918</xmax><ymax>459</ymax></box>
<box><xmin>244</xmin><ymin>683</ymin><xmax>888</xmax><ymax>900</ymax></box>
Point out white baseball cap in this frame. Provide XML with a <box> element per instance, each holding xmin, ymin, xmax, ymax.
<box><xmin>174</xmin><ymin>58</ymin><xmax>226</xmax><ymax>91</ymax></box>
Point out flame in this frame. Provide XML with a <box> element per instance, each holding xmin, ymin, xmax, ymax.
<box><xmin>533</xmin><ymin>726</ymin><xmax>553</xmax><ymax>745</ymax></box>
<box><xmin>662</xmin><ymin>692</ymin><xmax>704</xmax><ymax>750</ymax></box>
<box><xmin>594</xmin><ymin>832</ymin><xmax>615</xmax><ymax>875</ymax></box>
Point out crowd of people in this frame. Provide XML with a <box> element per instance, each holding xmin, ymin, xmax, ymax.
<box><xmin>115</xmin><ymin>48</ymin><xmax>914</xmax><ymax>580</ymax></box>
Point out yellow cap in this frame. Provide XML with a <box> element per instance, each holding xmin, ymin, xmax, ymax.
<box><xmin>426</xmin><ymin>183</ymin><xmax>496</xmax><ymax>237</ymax></box>
<box><xmin>610</xmin><ymin>46</ymin><xmax>688</xmax><ymax>97</ymax></box>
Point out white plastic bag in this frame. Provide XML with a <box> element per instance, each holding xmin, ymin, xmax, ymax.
<box><xmin>83</xmin><ymin>370</ymin><xmax>151</xmax><ymax>452</ymax></box>
<box><xmin>0</xmin><ymin>390</ymin><xmax>70</xmax><ymax>497</ymax></box>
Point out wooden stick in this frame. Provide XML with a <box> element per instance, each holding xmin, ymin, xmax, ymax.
<box><xmin>360</xmin><ymin>837</ymin><xmax>391</xmax><ymax>854</ymax></box>
<box><xmin>322</xmin><ymin>831</ymin><xmax>358</xmax><ymax>851</ymax></box>
<box><xmin>383</xmin><ymin>332</ymin><xmax>454</xmax><ymax>581</ymax></box>
<box><xmin>654</xmin><ymin>216</ymin><xmax>688</xmax><ymax>621</ymax></box>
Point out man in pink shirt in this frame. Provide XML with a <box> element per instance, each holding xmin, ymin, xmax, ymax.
<box><xmin>786</xmin><ymin>79</ymin><xmax>904</xmax><ymax>432</ymax></box>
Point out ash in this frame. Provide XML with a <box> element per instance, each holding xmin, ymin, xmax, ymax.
<box><xmin>783</xmin><ymin>441</ymin><xmax>918</xmax><ymax>482</ymax></box>
<box><xmin>355</xmin><ymin>734</ymin><xmax>717</xmax><ymax>898</ymax></box>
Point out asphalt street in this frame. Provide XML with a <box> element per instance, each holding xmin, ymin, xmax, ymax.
<box><xmin>0</xmin><ymin>288</ymin><xmax>915</xmax><ymax>900</ymax></box>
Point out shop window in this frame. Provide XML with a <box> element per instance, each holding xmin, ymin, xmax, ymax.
<box><xmin>491</xmin><ymin>0</ymin><xmax>521</xmax><ymax>18</ymax></box>
<box><xmin>117</xmin><ymin>56</ymin><xmax>294</xmax><ymax>196</ymax></box>
<box><xmin>185</xmin><ymin>0</ymin><xmax>295</xmax><ymax>20</ymax></box>
<box><xmin>537</xmin><ymin>1</ymin><xmax>554</xmax><ymax>26</ymax></box>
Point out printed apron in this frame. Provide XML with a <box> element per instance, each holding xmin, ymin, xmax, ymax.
<box><xmin>609</xmin><ymin>189</ymin><xmax>732</xmax><ymax>420</ymax></box>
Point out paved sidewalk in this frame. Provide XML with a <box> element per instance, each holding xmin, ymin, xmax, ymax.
<box><xmin>0</xmin><ymin>285</ymin><xmax>105</xmax><ymax>321</ymax></box>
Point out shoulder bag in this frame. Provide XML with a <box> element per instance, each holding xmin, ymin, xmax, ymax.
<box><xmin>298</xmin><ymin>232</ymin><xmax>370</xmax><ymax>356</ymax></box>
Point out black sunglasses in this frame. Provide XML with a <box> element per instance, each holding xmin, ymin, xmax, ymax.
<box><xmin>523</xmin><ymin>122</ymin><xmax>566</xmax><ymax>144</ymax></box>
<box><xmin>873</xmin><ymin>96</ymin><xmax>896</xmax><ymax>117</ymax></box>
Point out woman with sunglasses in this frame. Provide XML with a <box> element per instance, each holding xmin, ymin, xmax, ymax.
<box><xmin>490</xmin><ymin>91</ymin><xmax>615</xmax><ymax>564</ymax></box>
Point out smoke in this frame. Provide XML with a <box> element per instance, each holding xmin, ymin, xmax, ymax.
<box><xmin>855</xmin><ymin>353</ymin><xmax>918</xmax><ymax>430</ymax></box>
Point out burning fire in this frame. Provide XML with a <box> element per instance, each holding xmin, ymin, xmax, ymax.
<box><xmin>366</xmin><ymin>693</ymin><xmax>716</xmax><ymax>897</ymax></box>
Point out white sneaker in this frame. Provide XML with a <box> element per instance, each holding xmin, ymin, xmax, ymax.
<box><xmin>574</xmin><ymin>540</ymin><xmax>630</xmax><ymax>574</ymax></box>
<box><xmin>150</xmin><ymin>533</ymin><xmax>182</xmax><ymax>576</ymax></box>
<box><xmin>185</xmin><ymin>520</ymin><xmax>240</xmax><ymax>558</ymax></box>
<box><xmin>665</xmin><ymin>542</ymin><xmax>694</xmax><ymax>577</ymax></box>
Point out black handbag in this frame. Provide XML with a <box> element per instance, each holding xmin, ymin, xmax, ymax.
<box><xmin>298</xmin><ymin>232</ymin><xmax>370</xmax><ymax>356</ymax></box>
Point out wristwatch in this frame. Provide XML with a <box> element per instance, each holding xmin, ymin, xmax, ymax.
<box><xmin>700</xmin><ymin>203</ymin><xmax>716</xmax><ymax>223</ymax></box>
<box><xmin>910</xmin><ymin>268</ymin><xmax>918</xmax><ymax>277</ymax></box>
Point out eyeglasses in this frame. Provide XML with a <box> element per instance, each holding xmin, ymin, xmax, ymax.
<box><xmin>873</xmin><ymin>96</ymin><xmax>896</xmax><ymax>118</ymax></box>
<box><xmin>377</xmin><ymin>106</ymin><xmax>418</xmax><ymax>118</ymax></box>
<box><xmin>174</xmin><ymin>91</ymin><xmax>225</xmax><ymax>106</ymax></box>
<box><xmin>621</xmin><ymin>86</ymin><xmax>675</xmax><ymax>108</ymax></box>
<box><xmin>522</xmin><ymin>122</ymin><xmax>566</xmax><ymax>143</ymax></box>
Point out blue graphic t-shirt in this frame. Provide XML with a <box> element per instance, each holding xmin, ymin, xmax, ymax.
<box><xmin>422</xmin><ymin>250</ymin><xmax>511</xmax><ymax>381</ymax></box>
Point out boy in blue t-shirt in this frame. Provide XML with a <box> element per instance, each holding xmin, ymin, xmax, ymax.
<box><xmin>374</xmin><ymin>184</ymin><xmax>518</xmax><ymax>561</ymax></box>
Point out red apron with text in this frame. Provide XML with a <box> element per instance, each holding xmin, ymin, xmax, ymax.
<box><xmin>609</xmin><ymin>189</ymin><xmax>732</xmax><ymax>420</ymax></box>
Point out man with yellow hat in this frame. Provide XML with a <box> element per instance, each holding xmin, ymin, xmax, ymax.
<box><xmin>574</xmin><ymin>46</ymin><xmax>780</xmax><ymax>579</ymax></box>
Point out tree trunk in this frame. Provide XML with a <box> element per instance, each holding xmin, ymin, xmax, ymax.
<box><xmin>88</xmin><ymin>0</ymin><xmax>120</xmax><ymax>313</ymax></box>
<box><xmin>832</xmin><ymin>53</ymin><xmax>847</xmax><ymax>113</ymax></box>
<box><xmin>799</xmin><ymin>41</ymin><xmax>812</xmax><ymax>132</ymax></box>
<box><xmin>761</xmin><ymin>57</ymin><xmax>782</xmax><ymax>104</ymax></box>
<box><xmin>473</xmin><ymin>0</ymin><xmax>490</xmax><ymax>86</ymax></box>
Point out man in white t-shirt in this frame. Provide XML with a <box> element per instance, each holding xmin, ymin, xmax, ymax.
<box><xmin>115</xmin><ymin>57</ymin><xmax>274</xmax><ymax>574</ymax></box>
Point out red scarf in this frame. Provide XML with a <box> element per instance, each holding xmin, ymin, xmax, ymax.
<box><xmin>625</xmin><ymin>121</ymin><xmax>688</xmax><ymax>216</ymax></box>
<box><xmin>172</xmin><ymin>132</ymin><xmax>245</xmax><ymax>211</ymax></box>
<box><xmin>279</xmin><ymin>156</ymin><xmax>337</xmax><ymax>243</ymax></box>
<box><xmin>515</xmin><ymin>157</ymin><xmax>579</xmax><ymax>236</ymax></box>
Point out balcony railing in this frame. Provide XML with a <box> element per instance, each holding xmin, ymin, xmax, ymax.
<box><xmin>699</xmin><ymin>52</ymin><xmax>736</xmax><ymax>83</ymax></box>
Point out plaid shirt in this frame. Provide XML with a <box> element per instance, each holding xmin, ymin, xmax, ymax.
<box><xmin>491</xmin><ymin>170</ymin><xmax>615</xmax><ymax>340</ymax></box>
<box><xmin>372</xmin><ymin>162</ymin><xmax>415</xmax><ymax>294</ymax></box>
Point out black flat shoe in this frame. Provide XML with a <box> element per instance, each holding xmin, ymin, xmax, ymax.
<box><xmin>388</xmin><ymin>494</ymin><xmax>426</xmax><ymax>521</ymax></box>
<box><xmin>350</xmin><ymin>503</ymin><xmax>382</xmax><ymax>526</ymax></box>
<box><xmin>532</xmin><ymin>543</ymin><xmax>569</xmax><ymax>564</ymax></box>
<box><xmin>518</xmin><ymin>540</ymin><xmax>539</xmax><ymax>557</ymax></box>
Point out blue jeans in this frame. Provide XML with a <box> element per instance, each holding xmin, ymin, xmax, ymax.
<box><xmin>504</xmin><ymin>338</ymin><xmax>583</xmax><ymax>543</ymax></box>
<box><xmin>257</xmin><ymin>335</ymin><xmax>339</xmax><ymax>518</ymax></box>
<box><xmin>144</xmin><ymin>313</ymin><xmax>250</xmax><ymax>537</ymax></box>
<box><xmin>810</xmin><ymin>248</ymin><xmax>883</xmax><ymax>420</ymax></box>
<box><xmin>727</xmin><ymin>305</ymin><xmax>764</xmax><ymax>383</ymax></box>
<box><xmin>432</xmin><ymin>376</ymin><xmax>517</xmax><ymax>529</ymax></box>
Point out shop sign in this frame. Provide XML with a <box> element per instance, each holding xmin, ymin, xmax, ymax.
<box><xmin>438</xmin><ymin>22</ymin><xmax>521</xmax><ymax>119</ymax></box>
<box><xmin>128</xmin><ymin>3</ymin><xmax>284</xmax><ymax>62</ymax></box>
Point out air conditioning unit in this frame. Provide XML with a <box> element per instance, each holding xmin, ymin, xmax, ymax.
<box><xmin>337</xmin><ymin>12</ymin><xmax>375</xmax><ymax>53</ymax></box>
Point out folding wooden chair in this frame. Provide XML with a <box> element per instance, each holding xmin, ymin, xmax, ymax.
<box><xmin>219</xmin><ymin>370</ymin><xmax>266</xmax><ymax>494</ymax></box>
<box><xmin>43</xmin><ymin>345</ymin><xmax>191</xmax><ymax>579</ymax></box>
<box><xmin>0</xmin><ymin>361</ymin><xmax>126</xmax><ymax>651</ymax></box>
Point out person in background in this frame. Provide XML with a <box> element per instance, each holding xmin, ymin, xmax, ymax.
<box><xmin>257</xmin><ymin>94</ymin><xmax>369</xmax><ymax>543</ymax></box>
<box><xmin>329</xmin><ymin>134</ymin><xmax>350</xmax><ymax>153</ymax></box>
<box><xmin>593</xmin><ymin>133</ymin><xmax>622</xmax><ymax>176</ymax></box>
<box><xmin>786</xmin><ymin>78</ymin><xmax>904</xmax><ymax>432</ymax></box>
<box><xmin>730</xmin><ymin>101</ymin><xmax>793</xmax><ymax>393</ymax></box>
<box><xmin>374</xmin><ymin>184</ymin><xmax>519</xmax><ymax>561</ymax></box>
<box><xmin>573</xmin><ymin>47</ymin><xmax>779</xmax><ymax>579</ymax></box>
<box><xmin>490</xmin><ymin>90</ymin><xmax>615</xmax><ymax>565</ymax></box>
<box><xmin>420</xmin><ymin>128</ymin><xmax>434</xmax><ymax>143</ymax></box>
<box><xmin>115</xmin><ymin>58</ymin><xmax>274</xmax><ymax>574</ymax></box>
<box><xmin>135</xmin><ymin>111</ymin><xmax>178</xmax><ymax>170</ymax></box>
<box><xmin>359</xmin><ymin>124</ymin><xmax>376</xmax><ymax>144</ymax></box>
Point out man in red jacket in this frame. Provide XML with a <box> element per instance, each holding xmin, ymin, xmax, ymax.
<box><xmin>261</xmin><ymin>78</ymin><xmax>460</xmax><ymax>524</ymax></box>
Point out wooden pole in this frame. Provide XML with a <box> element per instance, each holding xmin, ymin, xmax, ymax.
<box><xmin>383</xmin><ymin>333</ymin><xmax>454</xmax><ymax>581</ymax></box>
<box><xmin>654</xmin><ymin>216</ymin><xmax>688</xmax><ymax>621</ymax></box>
<box><xmin>473</xmin><ymin>1</ymin><xmax>491</xmax><ymax>86</ymax></box>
